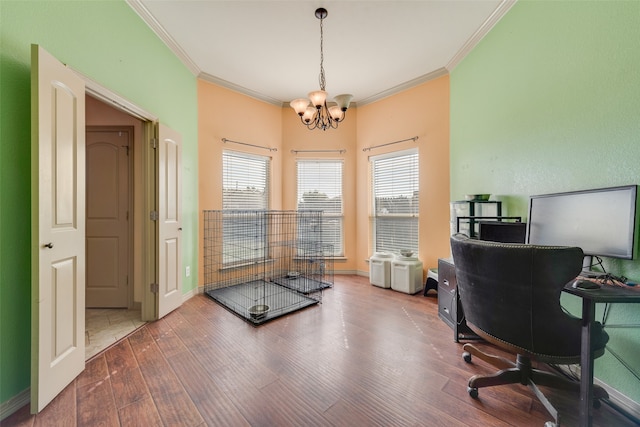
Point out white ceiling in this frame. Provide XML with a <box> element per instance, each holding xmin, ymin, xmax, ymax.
<box><xmin>128</xmin><ymin>0</ymin><xmax>514</xmax><ymax>106</ymax></box>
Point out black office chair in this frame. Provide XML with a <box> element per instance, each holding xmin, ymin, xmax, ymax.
<box><xmin>450</xmin><ymin>234</ymin><xmax>609</xmax><ymax>426</ymax></box>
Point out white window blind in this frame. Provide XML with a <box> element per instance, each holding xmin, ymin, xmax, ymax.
<box><xmin>223</xmin><ymin>150</ymin><xmax>270</xmax><ymax>210</ymax></box>
<box><xmin>297</xmin><ymin>160</ymin><xmax>344</xmax><ymax>257</ymax></box>
<box><xmin>222</xmin><ymin>150</ymin><xmax>270</xmax><ymax>264</ymax></box>
<box><xmin>370</xmin><ymin>149</ymin><xmax>419</xmax><ymax>255</ymax></box>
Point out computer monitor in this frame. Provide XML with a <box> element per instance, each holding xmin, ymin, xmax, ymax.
<box><xmin>526</xmin><ymin>185</ymin><xmax>638</xmax><ymax>265</ymax></box>
<box><xmin>478</xmin><ymin>221</ymin><xmax>527</xmax><ymax>244</ymax></box>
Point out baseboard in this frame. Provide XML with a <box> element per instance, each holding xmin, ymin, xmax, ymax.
<box><xmin>334</xmin><ymin>269</ymin><xmax>359</xmax><ymax>275</ymax></box>
<box><xmin>596</xmin><ymin>377</ymin><xmax>640</xmax><ymax>420</ymax></box>
<box><xmin>182</xmin><ymin>287</ymin><xmax>198</xmax><ymax>302</ymax></box>
<box><xmin>0</xmin><ymin>388</ymin><xmax>29</xmax><ymax>421</ymax></box>
<box><xmin>556</xmin><ymin>365</ymin><xmax>640</xmax><ymax>421</ymax></box>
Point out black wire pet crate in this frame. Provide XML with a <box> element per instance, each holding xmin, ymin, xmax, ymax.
<box><xmin>203</xmin><ymin>210</ymin><xmax>334</xmax><ymax>325</ymax></box>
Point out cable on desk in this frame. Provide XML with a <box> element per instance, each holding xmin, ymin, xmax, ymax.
<box><xmin>548</xmin><ymin>363</ymin><xmax>580</xmax><ymax>382</ymax></box>
<box><xmin>589</xmin><ymin>256</ymin><xmax>606</xmax><ymax>272</ymax></box>
<box><xmin>454</xmin><ymin>289</ymin><xmax>463</xmax><ymax>326</ymax></box>
<box><xmin>453</xmin><ymin>288</ymin><xmax>469</xmax><ymax>327</ymax></box>
<box><xmin>603</xmin><ymin>302</ymin><xmax>611</xmax><ymax>324</ymax></box>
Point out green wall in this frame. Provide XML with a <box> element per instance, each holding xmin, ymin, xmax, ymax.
<box><xmin>451</xmin><ymin>1</ymin><xmax>640</xmax><ymax>403</ymax></box>
<box><xmin>0</xmin><ymin>0</ymin><xmax>198</xmax><ymax>406</ymax></box>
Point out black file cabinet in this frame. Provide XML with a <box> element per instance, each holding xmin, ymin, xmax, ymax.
<box><xmin>437</xmin><ymin>258</ymin><xmax>478</xmax><ymax>342</ymax></box>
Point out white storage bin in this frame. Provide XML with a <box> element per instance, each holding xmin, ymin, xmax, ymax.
<box><xmin>391</xmin><ymin>257</ymin><xmax>423</xmax><ymax>294</ymax></box>
<box><xmin>369</xmin><ymin>252</ymin><xmax>393</xmax><ymax>288</ymax></box>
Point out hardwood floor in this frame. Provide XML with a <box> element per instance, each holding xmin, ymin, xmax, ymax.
<box><xmin>5</xmin><ymin>275</ymin><xmax>636</xmax><ymax>426</ymax></box>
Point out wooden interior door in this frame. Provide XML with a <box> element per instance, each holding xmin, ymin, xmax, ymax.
<box><xmin>31</xmin><ymin>44</ymin><xmax>86</xmax><ymax>413</ymax></box>
<box><xmin>86</xmin><ymin>127</ymin><xmax>131</xmax><ymax>307</ymax></box>
<box><xmin>157</xmin><ymin>123</ymin><xmax>183</xmax><ymax>317</ymax></box>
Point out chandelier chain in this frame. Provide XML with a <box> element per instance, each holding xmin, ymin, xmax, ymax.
<box><xmin>318</xmin><ymin>15</ymin><xmax>326</xmax><ymax>91</ymax></box>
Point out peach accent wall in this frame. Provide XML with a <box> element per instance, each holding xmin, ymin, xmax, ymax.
<box><xmin>282</xmin><ymin>103</ymin><xmax>358</xmax><ymax>274</ymax></box>
<box><xmin>197</xmin><ymin>75</ymin><xmax>450</xmax><ymax>285</ymax></box>
<box><xmin>356</xmin><ymin>75</ymin><xmax>451</xmax><ymax>275</ymax></box>
<box><xmin>197</xmin><ymin>80</ymin><xmax>283</xmax><ymax>284</ymax></box>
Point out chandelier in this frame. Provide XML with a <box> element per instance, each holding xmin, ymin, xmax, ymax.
<box><xmin>290</xmin><ymin>8</ymin><xmax>353</xmax><ymax>131</ymax></box>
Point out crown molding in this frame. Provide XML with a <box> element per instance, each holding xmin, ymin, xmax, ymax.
<box><xmin>126</xmin><ymin>0</ymin><xmax>201</xmax><ymax>76</ymax></box>
<box><xmin>446</xmin><ymin>0</ymin><xmax>517</xmax><ymax>72</ymax></box>
<box><xmin>126</xmin><ymin>0</ymin><xmax>515</xmax><ymax>107</ymax></box>
<box><xmin>198</xmin><ymin>72</ymin><xmax>285</xmax><ymax>107</ymax></box>
<box><xmin>356</xmin><ymin>67</ymin><xmax>449</xmax><ymax>107</ymax></box>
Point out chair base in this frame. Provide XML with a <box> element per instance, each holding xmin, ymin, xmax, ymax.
<box><xmin>462</xmin><ymin>343</ymin><xmax>608</xmax><ymax>426</ymax></box>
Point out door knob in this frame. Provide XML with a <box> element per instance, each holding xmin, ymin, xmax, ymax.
<box><xmin>44</xmin><ymin>242</ymin><xmax>54</xmax><ymax>249</ymax></box>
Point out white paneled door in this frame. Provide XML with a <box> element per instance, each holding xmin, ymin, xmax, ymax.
<box><xmin>30</xmin><ymin>44</ymin><xmax>86</xmax><ymax>413</ymax></box>
<box><xmin>30</xmin><ymin>45</ymin><xmax>183</xmax><ymax>414</ymax></box>
<box><xmin>157</xmin><ymin>124</ymin><xmax>183</xmax><ymax>318</ymax></box>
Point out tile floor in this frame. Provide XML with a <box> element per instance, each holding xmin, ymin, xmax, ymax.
<box><xmin>85</xmin><ymin>308</ymin><xmax>145</xmax><ymax>360</ymax></box>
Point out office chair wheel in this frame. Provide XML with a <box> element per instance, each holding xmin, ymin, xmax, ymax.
<box><xmin>462</xmin><ymin>351</ymin><xmax>472</xmax><ymax>363</ymax></box>
<box><xmin>467</xmin><ymin>387</ymin><xmax>478</xmax><ymax>399</ymax></box>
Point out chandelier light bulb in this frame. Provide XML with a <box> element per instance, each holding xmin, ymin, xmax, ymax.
<box><xmin>333</xmin><ymin>94</ymin><xmax>353</xmax><ymax>111</ymax></box>
<box><xmin>302</xmin><ymin>106</ymin><xmax>317</xmax><ymax>123</ymax></box>
<box><xmin>308</xmin><ymin>90</ymin><xmax>328</xmax><ymax>109</ymax></box>
<box><xmin>290</xmin><ymin>98</ymin><xmax>310</xmax><ymax>116</ymax></box>
<box><xmin>328</xmin><ymin>105</ymin><xmax>344</xmax><ymax>121</ymax></box>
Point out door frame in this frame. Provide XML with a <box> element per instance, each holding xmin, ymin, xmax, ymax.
<box><xmin>72</xmin><ymin>68</ymin><xmax>160</xmax><ymax>320</ymax></box>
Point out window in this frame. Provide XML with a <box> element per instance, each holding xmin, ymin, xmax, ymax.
<box><xmin>223</xmin><ymin>150</ymin><xmax>270</xmax><ymax>210</ymax></box>
<box><xmin>370</xmin><ymin>149</ymin><xmax>419</xmax><ymax>255</ymax></box>
<box><xmin>297</xmin><ymin>159</ymin><xmax>344</xmax><ymax>257</ymax></box>
<box><xmin>222</xmin><ymin>150</ymin><xmax>270</xmax><ymax>264</ymax></box>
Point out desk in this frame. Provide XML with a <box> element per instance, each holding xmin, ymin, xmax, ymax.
<box><xmin>562</xmin><ymin>284</ymin><xmax>640</xmax><ymax>427</ymax></box>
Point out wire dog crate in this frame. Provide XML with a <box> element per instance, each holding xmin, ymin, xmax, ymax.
<box><xmin>203</xmin><ymin>210</ymin><xmax>333</xmax><ymax>325</ymax></box>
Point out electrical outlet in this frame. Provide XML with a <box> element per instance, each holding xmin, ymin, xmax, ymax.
<box><xmin>185</xmin><ymin>266</ymin><xmax>191</xmax><ymax>277</ymax></box>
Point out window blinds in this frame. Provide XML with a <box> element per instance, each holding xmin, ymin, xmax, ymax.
<box><xmin>371</xmin><ymin>149</ymin><xmax>419</xmax><ymax>255</ymax></box>
<box><xmin>297</xmin><ymin>160</ymin><xmax>344</xmax><ymax>256</ymax></box>
<box><xmin>222</xmin><ymin>150</ymin><xmax>271</xmax><ymax>264</ymax></box>
<box><xmin>223</xmin><ymin>150</ymin><xmax>270</xmax><ymax>210</ymax></box>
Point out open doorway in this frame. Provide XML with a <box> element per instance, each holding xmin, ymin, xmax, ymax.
<box><xmin>85</xmin><ymin>96</ymin><xmax>145</xmax><ymax>359</ymax></box>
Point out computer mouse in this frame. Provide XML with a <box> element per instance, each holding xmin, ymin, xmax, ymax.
<box><xmin>572</xmin><ymin>279</ymin><xmax>601</xmax><ymax>290</ymax></box>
